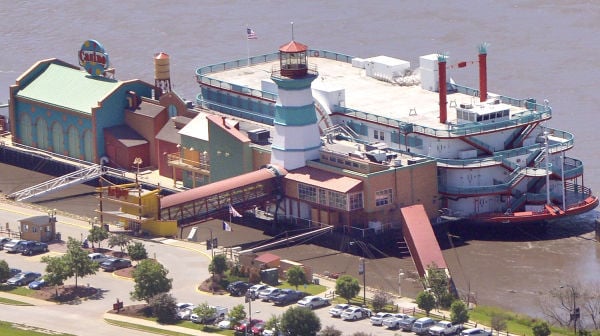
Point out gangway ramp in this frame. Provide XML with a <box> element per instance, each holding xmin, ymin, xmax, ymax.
<box><xmin>400</xmin><ymin>204</ymin><xmax>448</xmax><ymax>278</ymax></box>
<box><xmin>239</xmin><ymin>225</ymin><xmax>333</xmax><ymax>254</ymax></box>
<box><xmin>8</xmin><ymin>164</ymin><xmax>104</xmax><ymax>202</ymax></box>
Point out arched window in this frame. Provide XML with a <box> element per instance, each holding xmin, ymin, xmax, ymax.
<box><xmin>18</xmin><ymin>113</ymin><xmax>33</xmax><ymax>146</ymax></box>
<box><xmin>82</xmin><ymin>129</ymin><xmax>93</xmax><ymax>162</ymax></box>
<box><xmin>67</xmin><ymin>126</ymin><xmax>81</xmax><ymax>159</ymax></box>
<box><xmin>36</xmin><ymin>117</ymin><xmax>49</xmax><ymax>150</ymax></box>
<box><xmin>51</xmin><ymin>122</ymin><xmax>64</xmax><ymax>154</ymax></box>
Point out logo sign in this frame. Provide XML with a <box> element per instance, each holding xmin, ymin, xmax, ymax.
<box><xmin>79</xmin><ymin>39</ymin><xmax>110</xmax><ymax>76</ymax></box>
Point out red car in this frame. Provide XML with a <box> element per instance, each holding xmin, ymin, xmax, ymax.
<box><xmin>251</xmin><ymin>321</ymin><xmax>266</xmax><ymax>335</ymax></box>
<box><xmin>234</xmin><ymin>319</ymin><xmax>263</xmax><ymax>333</ymax></box>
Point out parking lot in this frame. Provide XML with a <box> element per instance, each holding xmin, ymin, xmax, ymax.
<box><xmin>0</xmin><ymin>200</ymin><xmax>429</xmax><ymax>336</ymax></box>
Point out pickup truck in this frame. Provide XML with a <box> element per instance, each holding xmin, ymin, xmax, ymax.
<box><xmin>271</xmin><ymin>289</ymin><xmax>303</xmax><ymax>306</ymax></box>
<box><xmin>190</xmin><ymin>305</ymin><xmax>228</xmax><ymax>324</ymax></box>
<box><xmin>429</xmin><ymin>320</ymin><xmax>462</xmax><ymax>336</ymax></box>
<box><xmin>381</xmin><ymin>313</ymin><xmax>411</xmax><ymax>329</ymax></box>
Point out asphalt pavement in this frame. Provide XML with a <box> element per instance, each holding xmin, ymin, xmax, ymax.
<box><xmin>0</xmin><ymin>199</ymin><xmax>423</xmax><ymax>336</ymax></box>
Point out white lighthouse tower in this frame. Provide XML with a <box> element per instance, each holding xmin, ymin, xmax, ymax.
<box><xmin>270</xmin><ymin>40</ymin><xmax>320</xmax><ymax>170</ymax></box>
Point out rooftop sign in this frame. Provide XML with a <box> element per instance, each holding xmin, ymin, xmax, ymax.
<box><xmin>79</xmin><ymin>39</ymin><xmax>109</xmax><ymax>77</ymax></box>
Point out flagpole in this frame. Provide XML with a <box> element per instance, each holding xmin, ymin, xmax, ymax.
<box><xmin>246</xmin><ymin>26</ymin><xmax>250</xmax><ymax>67</ymax></box>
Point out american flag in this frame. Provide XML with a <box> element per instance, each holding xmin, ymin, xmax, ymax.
<box><xmin>229</xmin><ymin>204</ymin><xmax>243</xmax><ymax>217</ymax></box>
<box><xmin>246</xmin><ymin>28</ymin><xmax>257</xmax><ymax>40</ymax></box>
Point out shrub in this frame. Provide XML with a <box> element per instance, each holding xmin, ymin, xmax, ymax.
<box><xmin>149</xmin><ymin>293</ymin><xmax>177</xmax><ymax>324</ymax></box>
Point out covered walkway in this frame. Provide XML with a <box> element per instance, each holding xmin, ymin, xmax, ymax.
<box><xmin>159</xmin><ymin>165</ymin><xmax>286</xmax><ymax>226</ymax></box>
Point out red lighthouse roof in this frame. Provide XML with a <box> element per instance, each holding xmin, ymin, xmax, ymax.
<box><xmin>279</xmin><ymin>41</ymin><xmax>307</xmax><ymax>53</ymax></box>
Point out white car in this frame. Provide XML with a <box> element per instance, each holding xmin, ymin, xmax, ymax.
<box><xmin>176</xmin><ymin>305</ymin><xmax>197</xmax><ymax>320</ymax></box>
<box><xmin>247</xmin><ymin>284</ymin><xmax>269</xmax><ymax>299</ymax></box>
<box><xmin>329</xmin><ymin>303</ymin><xmax>350</xmax><ymax>317</ymax></box>
<box><xmin>217</xmin><ymin>319</ymin><xmax>232</xmax><ymax>329</ymax></box>
<box><xmin>382</xmin><ymin>313</ymin><xmax>411</xmax><ymax>329</ymax></box>
<box><xmin>341</xmin><ymin>306</ymin><xmax>372</xmax><ymax>321</ymax></box>
<box><xmin>88</xmin><ymin>252</ymin><xmax>110</xmax><ymax>264</ymax></box>
<box><xmin>370</xmin><ymin>312</ymin><xmax>394</xmax><ymax>325</ymax></box>
<box><xmin>296</xmin><ymin>295</ymin><xmax>330</xmax><ymax>309</ymax></box>
<box><xmin>257</xmin><ymin>287</ymin><xmax>281</xmax><ymax>301</ymax></box>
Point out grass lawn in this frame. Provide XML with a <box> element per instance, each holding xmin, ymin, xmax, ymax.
<box><xmin>467</xmin><ymin>306</ymin><xmax>574</xmax><ymax>336</ymax></box>
<box><xmin>0</xmin><ymin>320</ymin><xmax>75</xmax><ymax>336</ymax></box>
<box><xmin>105</xmin><ymin>318</ymin><xmax>236</xmax><ymax>335</ymax></box>
<box><xmin>276</xmin><ymin>281</ymin><xmax>327</xmax><ymax>295</ymax></box>
<box><xmin>0</xmin><ymin>296</ymin><xmax>32</xmax><ymax>306</ymax></box>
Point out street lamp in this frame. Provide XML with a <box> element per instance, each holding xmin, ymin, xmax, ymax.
<box><xmin>560</xmin><ymin>284</ymin><xmax>579</xmax><ymax>335</ymax></box>
<box><xmin>359</xmin><ymin>257</ymin><xmax>366</xmax><ymax>306</ymax></box>
<box><xmin>398</xmin><ymin>269</ymin><xmax>405</xmax><ymax>297</ymax></box>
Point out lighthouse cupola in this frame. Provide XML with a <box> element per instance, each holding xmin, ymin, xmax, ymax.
<box><xmin>277</xmin><ymin>41</ymin><xmax>310</xmax><ymax>78</ymax></box>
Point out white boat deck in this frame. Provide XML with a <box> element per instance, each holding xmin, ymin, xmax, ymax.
<box><xmin>205</xmin><ymin>56</ymin><xmax>524</xmax><ymax>130</ymax></box>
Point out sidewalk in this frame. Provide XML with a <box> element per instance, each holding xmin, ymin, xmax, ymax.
<box><xmin>103</xmin><ymin>312</ymin><xmax>211</xmax><ymax>336</ymax></box>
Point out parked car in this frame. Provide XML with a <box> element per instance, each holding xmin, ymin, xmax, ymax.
<box><xmin>412</xmin><ymin>317</ymin><xmax>436</xmax><ymax>335</ymax></box>
<box><xmin>8</xmin><ymin>268</ymin><xmax>21</xmax><ymax>277</ymax></box>
<box><xmin>297</xmin><ymin>295</ymin><xmax>330</xmax><ymax>309</ymax></box>
<box><xmin>382</xmin><ymin>313</ymin><xmax>411</xmax><ymax>329</ymax></box>
<box><xmin>398</xmin><ymin>316</ymin><xmax>418</xmax><ymax>331</ymax></box>
<box><xmin>429</xmin><ymin>320</ymin><xmax>462</xmax><ymax>336</ymax></box>
<box><xmin>370</xmin><ymin>312</ymin><xmax>394</xmax><ymax>326</ymax></box>
<box><xmin>190</xmin><ymin>305</ymin><xmax>228</xmax><ymax>324</ymax></box>
<box><xmin>7</xmin><ymin>271</ymin><xmax>41</xmax><ymax>286</ymax></box>
<box><xmin>4</xmin><ymin>239</ymin><xmax>26</xmax><ymax>253</ymax></box>
<box><xmin>329</xmin><ymin>303</ymin><xmax>350</xmax><ymax>317</ymax></box>
<box><xmin>258</xmin><ymin>287</ymin><xmax>281</xmax><ymax>301</ymax></box>
<box><xmin>100</xmin><ymin>258</ymin><xmax>131</xmax><ymax>271</ymax></box>
<box><xmin>217</xmin><ymin>319</ymin><xmax>232</xmax><ymax>329</ymax></box>
<box><xmin>247</xmin><ymin>284</ymin><xmax>269</xmax><ymax>299</ymax></box>
<box><xmin>88</xmin><ymin>252</ymin><xmax>110</xmax><ymax>264</ymax></box>
<box><xmin>0</xmin><ymin>237</ymin><xmax>12</xmax><ymax>250</ymax></box>
<box><xmin>251</xmin><ymin>321</ymin><xmax>266</xmax><ymax>335</ymax></box>
<box><xmin>175</xmin><ymin>302</ymin><xmax>195</xmax><ymax>312</ymax></box>
<box><xmin>20</xmin><ymin>241</ymin><xmax>49</xmax><ymax>256</ymax></box>
<box><xmin>28</xmin><ymin>276</ymin><xmax>48</xmax><ymax>289</ymax></box>
<box><xmin>226</xmin><ymin>281</ymin><xmax>251</xmax><ymax>296</ymax></box>
<box><xmin>234</xmin><ymin>319</ymin><xmax>263</xmax><ymax>333</ymax></box>
<box><xmin>176</xmin><ymin>305</ymin><xmax>197</xmax><ymax>320</ymax></box>
<box><xmin>341</xmin><ymin>306</ymin><xmax>372</xmax><ymax>321</ymax></box>
<box><xmin>271</xmin><ymin>289</ymin><xmax>304</xmax><ymax>306</ymax></box>
<box><xmin>461</xmin><ymin>328</ymin><xmax>492</xmax><ymax>336</ymax></box>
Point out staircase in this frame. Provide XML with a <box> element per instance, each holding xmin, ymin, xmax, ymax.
<box><xmin>8</xmin><ymin>165</ymin><xmax>105</xmax><ymax>202</ymax></box>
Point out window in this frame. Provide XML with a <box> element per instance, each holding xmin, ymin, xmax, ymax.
<box><xmin>298</xmin><ymin>184</ymin><xmax>317</xmax><ymax>203</ymax></box>
<box><xmin>319</xmin><ymin>189</ymin><xmax>327</xmax><ymax>205</ymax></box>
<box><xmin>379</xmin><ymin>131</ymin><xmax>384</xmax><ymax>140</ymax></box>
<box><xmin>349</xmin><ymin>192</ymin><xmax>364</xmax><ymax>210</ymax></box>
<box><xmin>33</xmin><ymin>226</ymin><xmax>38</xmax><ymax>232</ymax></box>
<box><xmin>328</xmin><ymin>190</ymin><xmax>347</xmax><ymax>210</ymax></box>
<box><xmin>375</xmin><ymin>188</ymin><xmax>393</xmax><ymax>207</ymax></box>
<box><xmin>374</xmin><ymin>130</ymin><xmax>378</xmax><ymax>139</ymax></box>
<box><xmin>23</xmin><ymin>224</ymin><xmax>29</xmax><ymax>232</ymax></box>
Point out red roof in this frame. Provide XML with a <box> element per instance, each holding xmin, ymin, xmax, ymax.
<box><xmin>154</xmin><ymin>52</ymin><xmax>169</xmax><ymax>59</ymax></box>
<box><xmin>160</xmin><ymin>168</ymin><xmax>281</xmax><ymax>209</ymax></box>
<box><xmin>255</xmin><ymin>253</ymin><xmax>280</xmax><ymax>264</ymax></box>
<box><xmin>279</xmin><ymin>41</ymin><xmax>308</xmax><ymax>53</ymax></box>
<box><xmin>285</xmin><ymin>166</ymin><xmax>362</xmax><ymax>193</ymax></box>
<box><xmin>206</xmin><ymin>114</ymin><xmax>250</xmax><ymax>143</ymax></box>
<box><xmin>401</xmin><ymin>205</ymin><xmax>447</xmax><ymax>277</ymax></box>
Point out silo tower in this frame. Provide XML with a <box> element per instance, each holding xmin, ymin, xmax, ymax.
<box><xmin>154</xmin><ymin>52</ymin><xmax>172</xmax><ymax>94</ymax></box>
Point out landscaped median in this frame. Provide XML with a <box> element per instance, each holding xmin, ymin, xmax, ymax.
<box><xmin>104</xmin><ymin>311</ymin><xmax>235</xmax><ymax>336</ymax></box>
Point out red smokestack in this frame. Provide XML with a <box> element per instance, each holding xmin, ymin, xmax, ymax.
<box><xmin>439</xmin><ymin>56</ymin><xmax>447</xmax><ymax>124</ymax></box>
<box><xmin>479</xmin><ymin>48</ymin><xmax>487</xmax><ymax>102</ymax></box>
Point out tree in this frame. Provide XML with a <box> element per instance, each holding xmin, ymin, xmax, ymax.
<box><xmin>41</xmin><ymin>255</ymin><xmax>71</xmax><ymax>297</ymax></box>
<box><xmin>286</xmin><ymin>266</ymin><xmax>306</xmax><ymax>290</ymax></box>
<box><xmin>335</xmin><ymin>275</ymin><xmax>361</xmax><ymax>304</ymax></box>
<box><xmin>319</xmin><ymin>325</ymin><xmax>342</xmax><ymax>336</ymax></box>
<box><xmin>127</xmin><ymin>241</ymin><xmax>148</xmax><ymax>265</ymax></box>
<box><xmin>149</xmin><ymin>292</ymin><xmax>178</xmax><ymax>324</ymax></box>
<box><xmin>64</xmin><ymin>237</ymin><xmax>98</xmax><ymax>288</ymax></box>
<box><xmin>424</xmin><ymin>263</ymin><xmax>450</xmax><ymax>308</ymax></box>
<box><xmin>88</xmin><ymin>225</ymin><xmax>109</xmax><ymax>250</ymax></box>
<box><xmin>192</xmin><ymin>302</ymin><xmax>217</xmax><ymax>324</ymax></box>
<box><xmin>108</xmin><ymin>234</ymin><xmax>130</xmax><ymax>254</ymax></box>
<box><xmin>265</xmin><ymin>314</ymin><xmax>282</xmax><ymax>334</ymax></box>
<box><xmin>228</xmin><ymin>304</ymin><xmax>246</xmax><ymax>326</ymax></box>
<box><xmin>281</xmin><ymin>306</ymin><xmax>321</xmax><ymax>336</ymax></box>
<box><xmin>372</xmin><ymin>290</ymin><xmax>392</xmax><ymax>312</ymax></box>
<box><xmin>532</xmin><ymin>320</ymin><xmax>551</xmax><ymax>336</ymax></box>
<box><xmin>416</xmin><ymin>290</ymin><xmax>436</xmax><ymax>315</ymax></box>
<box><xmin>0</xmin><ymin>260</ymin><xmax>9</xmax><ymax>282</ymax></box>
<box><xmin>208</xmin><ymin>254</ymin><xmax>228</xmax><ymax>276</ymax></box>
<box><xmin>490</xmin><ymin>313</ymin><xmax>507</xmax><ymax>335</ymax></box>
<box><xmin>131</xmin><ymin>259</ymin><xmax>172</xmax><ymax>303</ymax></box>
<box><xmin>450</xmin><ymin>300</ymin><xmax>469</xmax><ymax>326</ymax></box>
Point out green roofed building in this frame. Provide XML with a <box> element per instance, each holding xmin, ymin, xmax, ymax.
<box><xmin>9</xmin><ymin>58</ymin><xmax>156</xmax><ymax>163</ymax></box>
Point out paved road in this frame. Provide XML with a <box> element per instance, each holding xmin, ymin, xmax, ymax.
<box><xmin>0</xmin><ymin>200</ymin><xmax>420</xmax><ymax>336</ymax></box>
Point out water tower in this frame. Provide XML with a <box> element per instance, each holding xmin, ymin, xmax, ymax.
<box><xmin>154</xmin><ymin>52</ymin><xmax>172</xmax><ymax>94</ymax></box>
